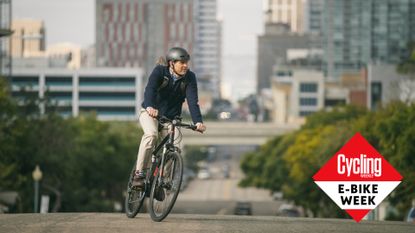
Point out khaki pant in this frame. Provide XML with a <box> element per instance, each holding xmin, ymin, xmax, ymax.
<box><xmin>135</xmin><ymin>109</ymin><xmax>180</xmax><ymax>172</ymax></box>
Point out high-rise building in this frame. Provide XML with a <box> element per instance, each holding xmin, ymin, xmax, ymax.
<box><xmin>145</xmin><ymin>0</ymin><xmax>194</xmax><ymax>76</ymax></box>
<box><xmin>193</xmin><ymin>0</ymin><xmax>221</xmax><ymax>98</ymax></box>
<box><xmin>11</xmin><ymin>19</ymin><xmax>46</xmax><ymax>58</ymax></box>
<box><xmin>304</xmin><ymin>0</ymin><xmax>324</xmax><ymax>34</ymax></box>
<box><xmin>96</xmin><ymin>0</ymin><xmax>194</xmax><ymax>75</ymax></box>
<box><xmin>257</xmin><ymin>23</ymin><xmax>315</xmax><ymax>93</ymax></box>
<box><xmin>96</xmin><ymin>0</ymin><xmax>221</xmax><ymax>98</ymax></box>
<box><xmin>320</xmin><ymin>0</ymin><xmax>415</xmax><ymax>80</ymax></box>
<box><xmin>0</xmin><ymin>0</ymin><xmax>12</xmax><ymax>77</ymax></box>
<box><xmin>96</xmin><ymin>0</ymin><xmax>148</xmax><ymax>68</ymax></box>
<box><xmin>264</xmin><ymin>0</ymin><xmax>306</xmax><ymax>33</ymax></box>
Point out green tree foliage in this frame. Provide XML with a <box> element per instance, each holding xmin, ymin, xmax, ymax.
<box><xmin>241</xmin><ymin>104</ymin><xmax>415</xmax><ymax>220</ymax></box>
<box><xmin>0</xmin><ymin>79</ymin><xmax>142</xmax><ymax>212</ymax></box>
<box><xmin>301</xmin><ymin>105</ymin><xmax>366</xmax><ymax>130</ymax></box>
<box><xmin>371</xmin><ymin>102</ymin><xmax>415</xmax><ymax>220</ymax></box>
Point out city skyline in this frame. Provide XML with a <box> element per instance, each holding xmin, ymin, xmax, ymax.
<box><xmin>13</xmin><ymin>0</ymin><xmax>263</xmax><ymax>102</ymax></box>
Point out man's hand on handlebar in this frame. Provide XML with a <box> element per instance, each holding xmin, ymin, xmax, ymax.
<box><xmin>146</xmin><ymin>107</ymin><xmax>159</xmax><ymax>118</ymax></box>
<box><xmin>195</xmin><ymin>122</ymin><xmax>206</xmax><ymax>133</ymax></box>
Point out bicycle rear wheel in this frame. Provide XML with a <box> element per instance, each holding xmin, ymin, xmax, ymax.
<box><xmin>149</xmin><ymin>151</ymin><xmax>183</xmax><ymax>222</ymax></box>
<box><xmin>125</xmin><ymin>164</ymin><xmax>145</xmax><ymax>218</ymax></box>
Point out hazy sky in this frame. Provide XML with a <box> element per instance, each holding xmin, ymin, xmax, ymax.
<box><xmin>13</xmin><ymin>0</ymin><xmax>95</xmax><ymax>47</ymax></box>
<box><xmin>13</xmin><ymin>0</ymin><xmax>264</xmax><ymax>101</ymax></box>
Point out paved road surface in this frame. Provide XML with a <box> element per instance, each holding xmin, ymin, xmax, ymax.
<box><xmin>173</xmin><ymin>147</ymin><xmax>281</xmax><ymax>216</ymax></box>
<box><xmin>1</xmin><ymin>213</ymin><xmax>413</xmax><ymax>233</ymax></box>
<box><xmin>180</xmin><ymin>149</ymin><xmax>272</xmax><ymax>202</ymax></box>
<box><xmin>176</xmin><ymin>145</ymin><xmax>280</xmax><ymax>216</ymax></box>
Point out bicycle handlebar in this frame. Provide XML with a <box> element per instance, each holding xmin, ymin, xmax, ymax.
<box><xmin>157</xmin><ymin>116</ymin><xmax>197</xmax><ymax>131</ymax></box>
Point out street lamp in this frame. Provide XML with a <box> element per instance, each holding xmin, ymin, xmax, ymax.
<box><xmin>32</xmin><ymin>165</ymin><xmax>42</xmax><ymax>213</ymax></box>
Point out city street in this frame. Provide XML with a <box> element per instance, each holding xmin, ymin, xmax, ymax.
<box><xmin>175</xmin><ymin>145</ymin><xmax>279</xmax><ymax>215</ymax></box>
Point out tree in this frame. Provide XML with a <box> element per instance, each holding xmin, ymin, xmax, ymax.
<box><xmin>240</xmin><ymin>103</ymin><xmax>415</xmax><ymax>220</ymax></box>
<box><xmin>370</xmin><ymin>102</ymin><xmax>415</xmax><ymax>220</ymax></box>
<box><xmin>0</xmin><ymin>78</ymin><xmax>142</xmax><ymax>212</ymax></box>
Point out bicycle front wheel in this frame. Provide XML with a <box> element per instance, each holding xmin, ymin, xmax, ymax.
<box><xmin>125</xmin><ymin>164</ymin><xmax>145</xmax><ymax>218</ymax></box>
<box><xmin>149</xmin><ymin>151</ymin><xmax>183</xmax><ymax>222</ymax></box>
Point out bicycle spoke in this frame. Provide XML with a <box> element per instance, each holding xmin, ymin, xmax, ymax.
<box><xmin>125</xmin><ymin>164</ymin><xmax>145</xmax><ymax>218</ymax></box>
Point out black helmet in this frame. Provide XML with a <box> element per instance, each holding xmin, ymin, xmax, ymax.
<box><xmin>166</xmin><ymin>47</ymin><xmax>190</xmax><ymax>63</ymax></box>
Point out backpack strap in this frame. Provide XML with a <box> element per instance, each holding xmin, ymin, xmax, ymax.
<box><xmin>157</xmin><ymin>75</ymin><xmax>169</xmax><ymax>92</ymax></box>
<box><xmin>156</xmin><ymin>65</ymin><xmax>169</xmax><ymax>92</ymax></box>
<box><xmin>179</xmin><ymin>75</ymin><xmax>189</xmax><ymax>95</ymax></box>
<box><xmin>157</xmin><ymin>65</ymin><xmax>189</xmax><ymax>95</ymax></box>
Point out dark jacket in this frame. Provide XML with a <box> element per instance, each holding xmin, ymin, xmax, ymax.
<box><xmin>141</xmin><ymin>65</ymin><xmax>203</xmax><ymax>124</ymax></box>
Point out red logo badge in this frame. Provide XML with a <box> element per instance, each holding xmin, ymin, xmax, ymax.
<box><xmin>313</xmin><ymin>133</ymin><xmax>402</xmax><ymax>222</ymax></box>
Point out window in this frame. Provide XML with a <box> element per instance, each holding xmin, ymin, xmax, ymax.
<box><xmin>300</xmin><ymin>83</ymin><xmax>318</xmax><ymax>93</ymax></box>
<box><xmin>46</xmin><ymin>92</ymin><xmax>72</xmax><ymax>101</ymax></box>
<box><xmin>79</xmin><ymin>106</ymin><xmax>135</xmax><ymax>116</ymax></box>
<box><xmin>371</xmin><ymin>82</ymin><xmax>382</xmax><ymax>110</ymax></box>
<box><xmin>79</xmin><ymin>92</ymin><xmax>135</xmax><ymax>101</ymax></box>
<box><xmin>12</xmin><ymin>76</ymin><xmax>38</xmax><ymax>86</ymax></box>
<box><xmin>325</xmin><ymin>99</ymin><xmax>346</xmax><ymax>107</ymax></box>
<box><xmin>79</xmin><ymin>77</ymin><xmax>135</xmax><ymax>86</ymax></box>
<box><xmin>45</xmin><ymin>77</ymin><xmax>72</xmax><ymax>87</ymax></box>
<box><xmin>276</xmin><ymin>70</ymin><xmax>293</xmax><ymax>77</ymax></box>
<box><xmin>299</xmin><ymin>98</ymin><xmax>317</xmax><ymax>106</ymax></box>
<box><xmin>299</xmin><ymin>111</ymin><xmax>314</xmax><ymax>117</ymax></box>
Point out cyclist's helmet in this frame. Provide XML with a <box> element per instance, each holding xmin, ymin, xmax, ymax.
<box><xmin>166</xmin><ymin>47</ymin><xmax>190</xmax><ymax>63</ymax></box>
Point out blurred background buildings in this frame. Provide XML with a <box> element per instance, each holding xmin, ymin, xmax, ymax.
<box><xmin>257</xmin><ymin>0</ymin><xmax>415</xmax><ymax>123</ymax></box>
<box><xmin>95</xmin><ymin>0</ymin><xmax>221</xmax><ymax>97</ymax></box>
<box><xmin>3</xmin><ymin>0</ymin><xmax>415</xmax><ymax>122</ymax></box>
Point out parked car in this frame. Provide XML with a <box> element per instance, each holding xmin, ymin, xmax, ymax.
<box><xmin>234</xmin><ymin>201</ymin><xmax>252</xmax><ymax>215</ymax></box>
<box><xmin>197</xmin><ymin>169</ymin><xmax>211</xmax><ymax>180</ymax></box>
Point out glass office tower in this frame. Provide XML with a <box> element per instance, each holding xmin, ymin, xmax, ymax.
<box><xmin>319</xmin><ymin>0</ymin><xmax>415</xmax><ymax>79</ymax></box>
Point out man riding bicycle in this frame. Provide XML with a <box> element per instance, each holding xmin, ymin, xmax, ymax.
<box><xmin>133</xmin><ymin>47</ymin><xmax>206</xmax><ymax>188</ymax></box>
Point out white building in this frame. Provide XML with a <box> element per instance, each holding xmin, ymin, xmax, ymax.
<box><xmin>367</xmin><ymin>64</ymin><xmax>415</xmax><ymax>110</ymax></box>
<box><xmin>270</xmin><ymin>67</ymin><xmax>325</xmax><ymax>124</ymax></box>
<box><xmin>11</xmin><ymin>67</ymin><xmax>143</xmax><ymax>121</ymax></box>
<box><xmin>268</xmin><ymin>65</ymin><xmax>357</xmax><ymax>124</ymax></box>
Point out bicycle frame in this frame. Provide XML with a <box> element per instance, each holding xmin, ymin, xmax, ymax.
<box><xmin>147</xmin><ymin>117</ymin><xmax>192</xmax><ymax>189</ymax></box>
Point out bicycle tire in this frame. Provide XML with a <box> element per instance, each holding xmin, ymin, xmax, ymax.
<box><xmin>125</xmin><ymin>164</ymin><xmax>145</xmax><ymax>218</ymax></box>
<box><xmin>149</xmin><ymin>151</ymin><xmax>183</xmax><ymax>222</ymax></box>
